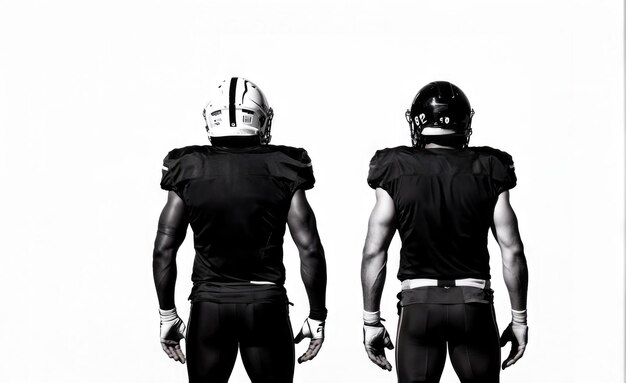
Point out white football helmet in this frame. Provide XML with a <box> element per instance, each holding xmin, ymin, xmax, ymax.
<box><xmin>203</xmin><ymin>77</ymin><xmax>274</xmax><ymax>144</ymax></box>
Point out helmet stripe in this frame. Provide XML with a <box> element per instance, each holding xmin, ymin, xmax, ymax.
<box><xmin>241</xmin><ymin>79</ymin><xmax>249</xmax><ymax>104</ymax></box>
<box><xmin>229</xmin><ymin>77</ymin><xmax>238</xmax><ymax>127</ymax></box>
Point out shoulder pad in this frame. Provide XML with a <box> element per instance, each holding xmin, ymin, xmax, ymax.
<box><xmin>269</xmin><ymin>145</ymin><xmax>311</xmax><ymax>164</ymax></box>
<box><xmin>160</xmin><ymin>146</ymin><xmax>209</xmax><ymax>192</ymax></box>
<box><xmin>164</xmin><ymin>145</ymin><xmax>207</xmax><ymax>161</ymax></box>
<box><xmin>367</xmin><ymin>146</ymin><xmax>413</xmax><ymax>189</ymax></box>
<box><xmin>268</xmin><ymin>145</ymin><xmax>314</xmax><ymax>191</ymax></box>
<box><xmin>470</xmin><ymin>146</ymin><xmax>516</xmax><ymax>193</ymax></box>
<box><xmin>470</xmin><ymin>146</ymin><xmax>513</xmax><ymax>164</ymax></box>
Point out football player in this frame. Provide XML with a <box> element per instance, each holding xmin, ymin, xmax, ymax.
<box><xmin>153</xmin><ymin>78</ymin><xmax>327</xmax><ymax>383</ymax></box>
<box><xmin>361</xmin><ymin>81</ymin><xmax>529</xmax><ymax>382</ymax></box>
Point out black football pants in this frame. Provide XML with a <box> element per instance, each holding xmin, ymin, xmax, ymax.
<box><xmin>396</xmin><ymin>303</ymin><xmax>501</xmax><ymax>383</ymax></box>
<box><xmin>186</xmin><ymin>301</ymin><xmax>295</xmax><ymax>383</ymax></box>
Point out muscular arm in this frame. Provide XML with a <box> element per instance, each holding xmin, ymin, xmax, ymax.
<box><xmin>361</xmin><ymin>188</ymin><xmax>396</xmax><ymax>371</ymax></box>
<box><xmin>287</xmin><ymin>189</ymin><xmax>327</xmax><ymax>320</ymax></box>
<box><xmin>153</xmin><ymin>191</ymin><xmax>189</xmax><ymax>310</ymax></box>
<box><xmin>361</xmin><ymin>188</ymin><xmax>397</xmax><ymax>312</ymax></box>
<box><xmin>491</xmin><ymin>191</ymin><xmax>528</xmax><ymax>311</ymax></box>
<box><xmin>492</xmin><ymin>190</ymin><xmax>529</xmax><ymax>369</ymax></box>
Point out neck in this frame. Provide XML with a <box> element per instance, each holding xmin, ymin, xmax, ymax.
<box><xmin>211</xmin><ymin>136</ymin><xmax>261</xmax><ymax>148</ymax></box>
<box><xmin>424</xmin><ymin>143</ymin><xmax>456</xmax><ymax>149</ymax></box>
<box><xmin>422</xmin><ymin>132</ymin><xmax>466</xmax><ymax>149</ymax></box>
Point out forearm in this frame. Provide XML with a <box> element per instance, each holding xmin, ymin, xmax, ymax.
<box><xmin>153</xmin><ymin>231</ymin><xmax>182</xmax><ymax>310</ymax></box>
<box><xmin>361</xmin><ymin>250</ymin><xmax>387</xmax><ymax>312</ymax></box>
<box><xmin>300</xmin><ymin>245</ymin><xmax>327</xmax><ymax>320</ymax></box>
<box><xmin>153</xmin><ymin>191</ymin><xmax>189</xmax><ymax>309</ymax></box>
<box><xmin>502</xmin><ymin>247</ymin><xmax>528</xmax><ymax>311</ymax></box>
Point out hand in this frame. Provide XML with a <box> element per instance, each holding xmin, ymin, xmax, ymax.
<box><xmin>159</xmin><ymin>308</ymin><xmax>186</xmax><ymax>364</ymax></box>
<box><xmin>500</xmin><ymin>322</ymin><xmax>528</xmax><ymax>370</ymax></box>
<box><xmin>294</xmin><ymin>317</ymin><xmax>325</xmax><ymax>363</ymax></box>
<box><xmin>363</xmin><ymin>323</ymin><xmax>394</xmax><ymax>371</ymax></box>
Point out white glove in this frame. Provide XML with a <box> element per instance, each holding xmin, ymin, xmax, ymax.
<box><xmin>363</xmin><ymin>322</ymin><xmax>394</xmax><ymax>371</ymax></box>
<box><xmin>294</xmin><ymin>317</ymin><xmax>325</xmax><ymax>363</ymax></box>
<box><xmin>159</xmin><ymin>307</ymin><xmax>186</xmax><ymax>364</ymax></box>
<box><xmin>294</xmin><ymin>317</ymin><xmax>325</xmax><ymax>342</ymax></box>
<box><xmin>500</xmin><ymin>309</ymin><xmax>528</xmax><ymax>370</ymax></box>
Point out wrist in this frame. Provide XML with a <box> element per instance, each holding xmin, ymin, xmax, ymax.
<box><xmin>511</xmin><ymin>309</ymin><xmax>527</xmax><ymax>326</ymax></box>
<box><xmin>309</xmin><ymin>307</ymin><xmax>328</xmax><ymax>321</ymax></box>
<box><xmin>363</xmin><ymin>310</ymin><xmax>381</xmax><ymax>326</ymax></box>
<box><xmin>159</xmin><ymin>307</ymin><xmax>179</xmax><ymax>322</ymax></box>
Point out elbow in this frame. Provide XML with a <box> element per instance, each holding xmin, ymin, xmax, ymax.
<box><xmin>299</xmin><ymin>242</ymin><xmax>327</xmax><ymax>281</ymax></box>
<box><xmin>362</xmin><ymin>243</ymin><xmax>386</xmax><ymax>263</ymax></box>
<box><xmin>506</xmin><ymin>243</ymin><xmax>525</xmax><ymax>258</ymax></box>
<box><xmin>362</xmin><ymin>249</ymin><xmax>377</xmax><ymax>262</ymax></box>
<box><xmin>499</xmin><ymin>237</ymin><xmax>524</xmax><ymax>259</ymax></box>
<box><xmin>153</xmin><ymin>242</ymin><xmax>177</xmax><ymax>265</ymax></box>
<box><xmin>153</xmin><ymin>232</ymin><xmax>182</xmax><ymax>262</ymax></box>
<box><xmin>299</xmin><ymin>242</ymin><xmax>325</xmax><ymax>262</ymax></box>
<box><xmin>501</xmin><ymin>244</ymin><xmax>527</xmax><ymax>270</ymax></box>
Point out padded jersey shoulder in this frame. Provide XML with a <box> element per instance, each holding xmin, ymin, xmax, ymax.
<box><xmin>469</xmin><ymin>146</ymin><xmax>514</xmax><ymax>165</ymax></box>
<box><xmin>266</xmin><ymin>145</ymin><xmax>312</xmax><ymax>164</ymax></box>
<box><xmin>266</xmin><ymin>145</ymin><xmax>314</xmax><ymax>191</ymax></box>
<box><xmin>371</xmin><ymin>145</ymin><xmax>414</xmax><ymax>160</ymax></box>
<box><xmin>367</xmin><ymin>146</ymin><xmax>415</xmax><ymax>189</ymax></box>
<box><xmin>469</xmin><ymin>146</ymin><xmax>517</xmax><ymax>193</ymax></box>
<box><xmin>368</xmin><ymin>145</ymin><xmax>517</xmax><ymax>193</ymax></box>
<box><xmin>164</xmin><ymin>145</ymin><xmax>209</xmax><ymax>160</ymax></box>
<box><xmin>160</xmin><ymin>144</ymin><xmax>315</xmax><ymax>192</ymax></box>
<box><xmin>160</xmin><ymin>145</ymin><xmax>210</xmax><ymax>192</ymax></box>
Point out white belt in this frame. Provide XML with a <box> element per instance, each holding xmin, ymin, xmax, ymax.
<box><xmin>250</xmin><ymin>281</ymin><xmax>275</xmax><ymax>285</ymax></box>
<box><xmin>401</xmin><ymin>278</ymin><xmax>489</xmax><ymax>290</ymax></box>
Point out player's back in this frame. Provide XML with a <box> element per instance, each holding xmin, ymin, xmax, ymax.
<box><xmin>368</xmin><ymin>146</ymin><xmax>516</xmax><ymax>281</ymax></box>
<box><xmin>160</xmin><ymin>144</ymin><xmax>314</xmax><ymax>299</ymax></box>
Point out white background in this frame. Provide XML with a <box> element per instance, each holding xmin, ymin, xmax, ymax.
<box><xmin>0</xmin><ymin>1</ymin><xmax>623</xmax><ymax>382</ymax></box>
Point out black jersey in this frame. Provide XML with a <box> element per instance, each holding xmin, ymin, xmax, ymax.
<box><xmin>368</xmin><ymin>146</ymin><xmax>516</xmax><ymax>281</ymax></box>
<box><xmin>161</xmin><ymin>144</ymin><xmax>314</xmax><ymax>302</ymax></box>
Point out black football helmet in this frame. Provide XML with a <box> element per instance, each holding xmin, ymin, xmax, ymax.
<box><xmin>405</xmin><ymin>81</ymin><xmax>474</xmax><ymax>147</ymax></box>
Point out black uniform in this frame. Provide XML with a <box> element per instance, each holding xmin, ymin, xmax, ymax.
<box><xmin>161</xmin><ymin>144</ymin><xmax>314</xmax><ymax>383</ymax></box>
<box><xmin>368</xmin><ymin>146</ymin><xmax>516</xmax><ymax>383</ymax></box>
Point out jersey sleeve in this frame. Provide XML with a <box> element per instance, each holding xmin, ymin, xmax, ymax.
<box><xmin>293</xmin><ymin>149</ymin><xmax>315</xmax><ymax>191</ymax></box>
<box><xmin>160</xmin><ymin>147</ymin><xmax>201</xmax><ymax>194</ymax></box>
<box><xmin>490</xmin><ymin>150</ymin><xmax>517</xmax><ymax>194</ymax></box>
<box><xmin>160</xmin><ymin>150</ymin><xmax>179</xmax><ymax>192</ymax></box>
<box><xmin>367</xmin><ymin>149</ymin><xmax>392</xmax><ymax>190</ymax></box>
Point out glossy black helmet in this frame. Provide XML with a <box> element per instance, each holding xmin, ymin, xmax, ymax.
<box><xmin>405</xmin><ymin>81</ymin><xmax>474</xmax><ymax>147</ymax></box>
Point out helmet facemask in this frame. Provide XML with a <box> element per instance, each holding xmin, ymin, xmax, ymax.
<box><xmin>257</xmin><ymin>108</ymin><xmax>273</xmax><ymax>144</ymax></box>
